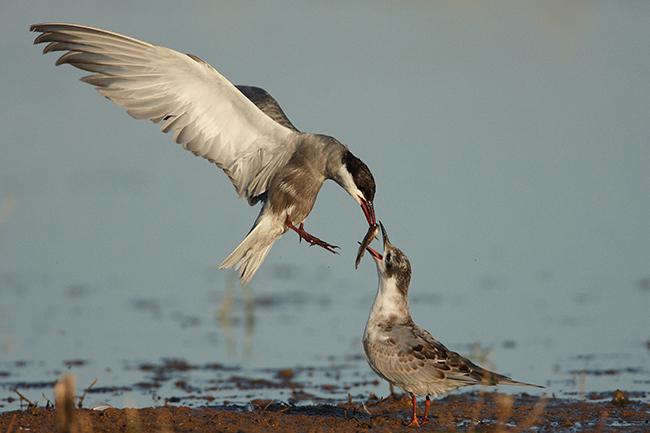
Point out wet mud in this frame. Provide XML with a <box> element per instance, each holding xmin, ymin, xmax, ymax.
<box><xmin>1</xmin><ymin>392</ymin><xmax>648</xmax><ymax>433</ymax></box>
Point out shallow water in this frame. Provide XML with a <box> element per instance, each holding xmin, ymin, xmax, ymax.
<box><xmin>1</xmin><ymin>0</ymin><xmax>650</xmax><ymax>410</ymax></box>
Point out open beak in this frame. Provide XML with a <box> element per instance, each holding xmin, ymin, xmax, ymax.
<box><xmin>379</xmin><ymin>221</ymin><xmax>390</xmax><ymax>248</ymax></box>
<box><xmin>365</xmin><ymin>244</ymin><xmax>382</xmax><ymax>261</ymax></box>
<box><xmin>359</xmin><ymin>198</ymin><xmax>376</xmax><ymax>226</ymax></box>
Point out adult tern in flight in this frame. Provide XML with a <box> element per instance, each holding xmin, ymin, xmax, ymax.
<box><xmin>30</xmin><ymin>23</ymin><xmax>377</xmax><ymax>285</ymax></box>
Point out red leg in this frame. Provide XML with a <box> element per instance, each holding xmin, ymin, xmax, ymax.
<box><xmin>285</xmin><ymin>217</ymin><xmax>338</xmax><ymax>254</ymax></box>
<box><xmin>421</xmin><ymin>396</ymin><xmax>431</xmax><ymax>425</ymax></box>
<box><xmin>298</xmin><ymin>223</ymin><xmax>304</xmax><ymax>243</ymax></box>
<box><xmin>405</xmin><ymin>393</ymin><xmax>420</xmax><ymax>427</ymax></box>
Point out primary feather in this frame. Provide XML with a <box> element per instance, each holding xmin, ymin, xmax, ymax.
<box><xmin>30</xmin><ymin>23</ymin><xmax>298</xmax><ymax>202</ymax></box>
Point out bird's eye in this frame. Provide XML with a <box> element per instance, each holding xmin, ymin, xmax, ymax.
<box><xmin>385</xmin><ymin>252</ymin><xmax>392</xmax><ymax>262</ymax></box>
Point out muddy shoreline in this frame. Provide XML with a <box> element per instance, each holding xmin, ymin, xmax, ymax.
<box><xmin>2</xmin><ymin>392</ymin><xmax>648</xmax><ymax>433</ymax></box>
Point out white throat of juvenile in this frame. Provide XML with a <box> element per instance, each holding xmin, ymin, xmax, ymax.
<box><xmin>367</xmin><ymin>255</ymin><xmax>411</xmax><ymax>325</ymax></box>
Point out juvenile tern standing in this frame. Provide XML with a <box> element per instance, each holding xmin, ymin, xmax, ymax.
<box><xmin>30</xmin><ymin>23</ymin><xmax>377</xmax><ymax>285</ymax></box>
<box><xmin>362</xmin><ymin>223</ymin><xmax>542</xmax><ymax>427</ymax></box>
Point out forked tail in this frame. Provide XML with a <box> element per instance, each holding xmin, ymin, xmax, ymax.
<box><xmin>498</xmin><ymin>377</ymin><xmax>545</xmax><ymax>388</ymax></box>
<box><xmin>486</xmin><ymin>370</ymin><xmax>544</xmax><ymax>388</ymax></box>
<box><xmin>473</xmin><ymin>367</ymin><xmax>545</xmax><ymax>389</ymax></box>
<box><xmin>219</xmin><ymin>216</ymin><xmax>283</xmax><ymax>285</ymax></box>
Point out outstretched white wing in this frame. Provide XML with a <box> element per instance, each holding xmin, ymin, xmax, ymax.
<box><xmin>31</xmin><ymin>23</ymin><xmax>298</xmax><ymax>202</ymax></box>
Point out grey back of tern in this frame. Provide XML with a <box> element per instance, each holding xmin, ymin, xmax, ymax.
<box><xmin>30</xmin><ymin>23</ymin><xmax>377</xmax><ymax>285</ymax></box>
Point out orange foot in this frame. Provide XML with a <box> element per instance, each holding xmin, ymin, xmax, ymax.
<box><xmin>404</xmin><ymin>394</ymin><xmax>421</xmax><ymax>427</ymax></box>
<box><xmin>404</xmin><ymin>417</ymin><xmax>421</xmax><ymax>428</ymax></box>
<box><xmin>421</xmin><ymin>396</ymin><xmax>431</xmax><ymax>425</ymax></box>
<box><xmin>286</xmin><ymin>219</ymin><xmax>338</xmax><ymax>253</ymax></box>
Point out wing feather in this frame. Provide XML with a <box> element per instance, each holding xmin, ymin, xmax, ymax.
<box><xmin>31</xmin><ymin>23</ymin><xmax>298</xmax><ymax>201</ymax></box>
<box><xmin>370</xmin><ymin>324</ymin><xmax>491</xmax><ymax>392</ymax></box>
<box><xmin>236</xmin><ymin>85</ymin><xmax>299</xmax><ymax>132</ymax></box>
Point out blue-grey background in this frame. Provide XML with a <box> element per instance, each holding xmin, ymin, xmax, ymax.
<box><xmin>1</xmin><ymin>0</ymin><xmax>649</xmax><ymax>409</ymax></box>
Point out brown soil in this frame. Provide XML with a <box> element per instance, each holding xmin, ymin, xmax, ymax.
<box><xmin>1</xmin><ymin>392</ymin><xmax>648</xmax><ymax>433</ymax></box>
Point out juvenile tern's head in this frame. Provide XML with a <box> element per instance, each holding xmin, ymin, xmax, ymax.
<box><xmin>366</xmin><ymin>222</ymin><xmax>411</xmax><ymax>293</ymax></box>
<box><xmin>334</xmin><ymin>150</ymin><xmax>377</xmax><ymax>226</ymax></box>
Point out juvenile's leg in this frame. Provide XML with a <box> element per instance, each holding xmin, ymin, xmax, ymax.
<box><xmin>421</xmin><ymin>396</ymin><xmax>431</xmax><ymax>425</ymax></box>
<box><xmin>405</xmin><ymin>393</ymin><xmax>420</xmax><ymax>427</ymax></box>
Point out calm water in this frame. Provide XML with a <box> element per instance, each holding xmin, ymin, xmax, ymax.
<box><xmin>1</xmin><ymin>0</ymin><xmax>649</xmax><ymax>410</ymax></box>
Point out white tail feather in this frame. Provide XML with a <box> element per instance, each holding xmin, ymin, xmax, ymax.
<box><xmin>219</xmin><ymin>215</ymin><xmax>283</xmax><ymax>285</ymax></box>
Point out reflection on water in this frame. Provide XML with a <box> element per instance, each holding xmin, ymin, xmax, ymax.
<box><xmin>1</xmin><ymin>268</ymin><xmax>648</xmax><ymax>409</ymax></box>
<box><xmin>217</xmin><ymin>275</ymin><xmax>255</xmax><ymax>359</ymax></box>
<box><xmin>2</xmin><ymin>0</ymin><xmax>650</xmax><ymax>412</ymax></box>
<box><xmin>0</xmin><ymin>196</ymin><xmax>16</xmax><ymax>231</ymax></box>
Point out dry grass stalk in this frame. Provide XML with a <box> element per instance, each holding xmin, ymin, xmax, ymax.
<box><xmin>344</xmin><ymin>393</ymin><xmax>354</xmax><ymax>418</ymax></box>
<box><xmin>155</xmin><ymin>409</ymin><xmax>173</xmax><ymax>433</ymax></box>
<box><xmin>595</xmin><ymin>408</ymin><xmax>610</xmax><ymax>433</ymax></box>
<box><xmin>512</xmin><ymin>396</ymin><xmax>548</xmax><ymax>433</ymax></box>
<box><xmin>217</xmin><ymin>276</ymin><xmax>237</xmax><ymax>354</ymax></box>
<box><xmin>242</xmin><ymin>283</ymin><xmax>255</xmax><ymax>357</ymax></box>
<box><xmin>495</xmin><ymin>394</ymin><xmax>514</xmax><ymax>433</ymax></box>
<box><xmin>0</xmin><ymin>195</ymin><xmax>16</xmax><ymax>227</ymax></box>
<box><xmin>54</xmin><ymin>374</ymin><xmax>77</xmax><ymax>433</ymax></box>
<box><xmin>3</xmin><ymin>414</ymin><xmax>17</xmax><ymax>433</ymax></box>
<box><xmin>243</xmin><ymin>283</ymin><xmax>255</xmax><ymax>330</ymax></box>
<box><xmin>125</xmin><ymin>408</ymin><xmax>143</xmax><ymax>433</ymax></box>
<box><xmin>12</xmin><ymin>389</ymin><xmax>35</xmax><ymax>408</ymax></box>
<box><xmin>578</xmin><ymin>370</ymin><xmax>586</xmax><ymax>400</ymax></box>
<box><xmin>436</xmin><ymin>399</ymin><xmax>456</xmax><ymax>430</ymax></box>
<box><xmin>261</xmin><ymin>400</ymin><xmax>275</xmax><ymax>411</ymax></box>
<box><xmin>77</xmin><ymin>378</ymin><xmax>98</xmax><ymax>409</ymax></box>
<box><xmin>466</xmin><ymin>390</ymin><xmax>487</xmax><ymax>433</ymax></box>
<box><xmin>278</xmin><ymin>405</ymin><xmax>292</xmax><ymax>413</ymax></box>
<box><xmin>42</xmin><ymin>393</ymin><xmax>53</xmax><ymax>408</ymax></box>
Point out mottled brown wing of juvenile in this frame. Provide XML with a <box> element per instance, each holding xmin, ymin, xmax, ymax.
<box><xmin>410</xmin><ymin>326</ymin><xmax>514</xmax><ymax>386</ymax></box>
<box><xmin>367</xmin><ymin>324</ymin><xmax>463</xmax><ymax>393</ymax></box>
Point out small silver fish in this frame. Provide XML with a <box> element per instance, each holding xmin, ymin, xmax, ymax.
<box><xmin>355</xmin><ymin>223</ymin><xmax>379</xmax><ymax>268</ymax></box>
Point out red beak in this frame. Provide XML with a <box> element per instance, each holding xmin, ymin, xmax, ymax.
<box><xmin>360</xmin><ymin>198</ymin><xmax>376</xmax><ymax>226</ymax></box>
<box><xmin>365</xmin><ymin>245</ymin><xmax>383</xmax><ymax>261</ymax></box>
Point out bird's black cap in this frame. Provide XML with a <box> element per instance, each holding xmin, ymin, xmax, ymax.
<box><xmin>342</xmin><ymin>151</ymin><xmax>376</xmax><ymax>202</ymax></box>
